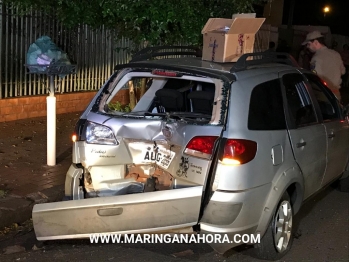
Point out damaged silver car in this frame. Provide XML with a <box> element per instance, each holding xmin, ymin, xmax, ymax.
<box><xmin>32</xmin><ymin>47</ymin><xmax>349</xmax><ymax>261</ymax></box>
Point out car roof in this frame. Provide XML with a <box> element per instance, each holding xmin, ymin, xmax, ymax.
<box><xmin>135</xmin><ymin>57</ymin><xmax>296</xmax><ymax>74</ymax></box>
<box><xmin>114</xmin><ymin>47</ymin><xmax>301</xmax><ymax>82</ymax></box>
<box><xmin>114</xmin><ymin>59</ymin><xmax>238</xmax><ymax>82</ymax></box>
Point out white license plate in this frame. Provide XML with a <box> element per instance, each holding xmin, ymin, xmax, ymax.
<box><xmin>141</xmin><ymin>146</ymin><xmax>175</xmax><ymax>169</ymax></box>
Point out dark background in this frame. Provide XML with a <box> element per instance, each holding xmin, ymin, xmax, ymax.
<box><xmin>282</xmin><ymin>0</ymin><xmax>349</xmax><ymax>36</ymax></box>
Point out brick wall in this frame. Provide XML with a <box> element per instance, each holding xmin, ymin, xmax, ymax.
<box><xmin>0</xmin><ymin>91</ymin><xmax>97</xmax><ymax>122</ymax></box>
<box><xmin>110</xmin><ymin>89</ymin><xmax>130</xmax><ymax>106</ymax></box>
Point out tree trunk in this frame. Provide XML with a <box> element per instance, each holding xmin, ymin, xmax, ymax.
<box><xmin>129</xmin><ymin>80</ymin><xmax>136</xmax><ymax>110</ymax></box>
<box><xmin>140</xmin><ymin>78</ymin><xmax>146</xmax><ymax>98</ymax></box>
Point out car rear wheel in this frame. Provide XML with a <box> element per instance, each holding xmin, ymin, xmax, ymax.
<box><xmin>253</xmin><ymin>191</ymin><xmax>294</xmax><ymax>261</ymax></box>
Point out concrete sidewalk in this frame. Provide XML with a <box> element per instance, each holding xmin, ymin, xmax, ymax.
<box><xmin>0</xmin><ymin>112</ymin><xmax>82</xmax><ymax>229</ymax></box>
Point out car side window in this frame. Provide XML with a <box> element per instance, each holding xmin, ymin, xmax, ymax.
<box><xmin>304</xmin><ymin>73</ymin><xmax>340</xmax><ymax>121</ymax></box>
<box><xmin>248</xmin><ymin>79</ymin><xmax>286</xmax><ymax>130</ymax></box>
<box><xmin>282</xmin><ymin>73</ymin><xmax>317</xmax><ymax>128</ymax></box>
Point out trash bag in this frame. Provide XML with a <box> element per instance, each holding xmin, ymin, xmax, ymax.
<box><xmin>26</xmin><ymin>36</ymin><xmax>72</xmax><ymax>77</ymax></box>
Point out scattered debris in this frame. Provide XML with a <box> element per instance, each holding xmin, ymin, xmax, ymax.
<box><xmin>0</xmin><ymin>220</ymin><xmax>33</xmax><ymax>237</ymax></box>
<box><xmin>3</xmin><ymin>245</ymin><xmax>26</xmax><ymax>255</ymax></box>
<box><xmin>32</xmin><ymin>244</ymin><xmax>43</xmax><ymax>251</ymax></box>
<box><xmin>171</xmin><ymin>249</ymin><xmax>194</xmax><ymax>257</ymax></box>
<box><xmin>0</xmin><ymin>189</ymin><xmax>7</xmax><ymax>198</ymax></box>
<box><xmin>38</xmin><ymin>191</ymin><xmax>48</xmax><ymax>199</ymax></box>
<box><xmin>26</xmin><ymin>191</ymin><xmax>48</xmax><ymax>204</ymax></box>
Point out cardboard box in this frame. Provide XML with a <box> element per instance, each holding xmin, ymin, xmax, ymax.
<box><xmin>201</xmin><ymin>15</ymin><xmax>265</xmax><ymax>63</ymax></box>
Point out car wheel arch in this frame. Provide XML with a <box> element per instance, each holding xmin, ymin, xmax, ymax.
<box><xmin>286</xmin><ymin>182</ymin><xmax>303</xmax><ymax>214</ymax></box>
<box><xmin>254</xmin><ymin>165</ymin><xmax>304</xmax><ymax>239</ymax></box>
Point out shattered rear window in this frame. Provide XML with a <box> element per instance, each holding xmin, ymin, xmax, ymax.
<box><xmin>94</xmin><ymin>69</ymin><xmax>228</xmax><ymax>125</ymax></box>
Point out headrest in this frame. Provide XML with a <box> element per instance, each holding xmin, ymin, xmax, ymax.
<box><xmin>155</xmin><ymin>89</ymin><xmax>184</xmax><ymax>110</ymax></box>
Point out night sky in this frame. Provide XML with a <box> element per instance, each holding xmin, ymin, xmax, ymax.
<box><xmin>282</xmin><ymin>0</ymin><xmax>349</xmax><ymax>36</ymax></box>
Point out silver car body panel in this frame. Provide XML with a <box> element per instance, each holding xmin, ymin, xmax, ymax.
<box><xmin>214</xmin><ymin>74</ymin><xmax>297</xmax><ymax>191</ymax></box>
<box><xmin>33</xmin><ymin>71</ymin><xmax>227</xmax><ymax>240</ymax></box>
<box><xmin>204</xmin><ymin>72</ymin><xmax>306</xmax><ymax>250</ymax></box>
<box><xmin>321</xmin><ymin>121</ymin><xmax>349</xmax><ymax>186</ymax></box>
<box><xmin>33</xmin><ymin>186</ymin><xmax>203</xmax><ymax>240</ymax></box>
<box><xmin>287</xmin><ymin>124</ymin><xmax>327</xmax><ymax>199</ymax></box>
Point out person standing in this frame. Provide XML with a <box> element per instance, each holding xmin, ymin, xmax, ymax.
<box><xmin>302</xmin><ymin>31</ymin><xmax>346</xmax><ymax>101</ymax></box>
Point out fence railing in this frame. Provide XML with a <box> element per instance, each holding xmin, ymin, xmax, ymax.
<box><xmin>0</xmin><ymin>3</ymin><xmax>271</xmax><ymax>99</ymax></box>
<box><xmin>0</xmin><ymin>3</ymin><xmax>135</xmax><ymax>99</ymax></box>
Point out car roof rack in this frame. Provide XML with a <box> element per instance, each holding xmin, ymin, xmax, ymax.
<box><xmin>230</xmin><ymin>52</ymin><xmax>299</xmax><ymax>73</ymax></box>
<box><xmin>130</xmin><ymin>46</ymin><xmax>202</xmax><ymax>62</ymax></box>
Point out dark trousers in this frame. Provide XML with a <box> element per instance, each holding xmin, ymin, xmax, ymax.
<box><xmin>342</xmin><ymin>65</ymin><xmax>349</xmax><ymax>88</ymax></box>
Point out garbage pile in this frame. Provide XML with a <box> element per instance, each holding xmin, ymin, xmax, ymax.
<box><xmin>26</xmin><ymin>36</ymin><xmax>73</xmax><ymax>77</ymax></box>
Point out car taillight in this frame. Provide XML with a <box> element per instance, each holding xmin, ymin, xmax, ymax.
<box><xmin>221</xmin><ymin>139</ymin><xmax>257</xmax><ymax>165</ymax></box>
<box><xmin>320</xmin><ymin>79</ymin><xmax>328</xmax><ymax>86</ymax></box>
<box><xmin>184</xmin><ymin>136</ymin><xmax>218</xmax><ymax>159</ymax></box>
<box><xmin>152</xmin><ymin>70</ymin><xmax>183</xmax><ymax>77</ymax></box>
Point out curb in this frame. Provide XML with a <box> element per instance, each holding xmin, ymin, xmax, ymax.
<box><xmin>0</xmin><ymin>185</ymin><xmax>64</xmax><ymax>230</ymax></box>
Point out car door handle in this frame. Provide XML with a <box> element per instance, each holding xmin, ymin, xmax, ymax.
<box><xmin>97</xmin><ymin>207</ymin><xmax>123</xmax><ymax>216</ymax></box>
<box><xmin>296</xmin><ymin>142</ymin><xmax>307</xmax><ymax>148</ymax></box>
<box><xmin>328</xmin><ymin>133</ymin><xmax>335</xmax><ymax>138</ymax></box>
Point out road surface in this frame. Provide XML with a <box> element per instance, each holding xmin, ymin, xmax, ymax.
<box><xmin>0</xmin><ymin>184</ymin><xmax>348</xmax><ymax>262</ymax></box>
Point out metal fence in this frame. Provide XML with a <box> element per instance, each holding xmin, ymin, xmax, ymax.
<box><xmin>0</xmin><ymin>3</ymin><xmax>134</xmax><ymax>99</ymax></box>
<box><xmin>0</xmin><ymin>3</ymin><xmax>272</xmax><ymax>99</ymax></box>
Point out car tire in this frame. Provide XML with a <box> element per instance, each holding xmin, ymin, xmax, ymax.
<box><xmin>253</xmin><ymin>191</ymin><xmax>294</xmax><ymax>261</ymax></box>
<box><xmin>338</xmin><ymin>175</ymin><xmax>349</xmax><ymax>192</ymax></box>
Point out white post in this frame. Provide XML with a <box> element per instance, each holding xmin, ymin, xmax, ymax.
<box><xmin>46</xmin><ymin>75</ymin><xmax>56</xmax><ymax>166</ymax></box>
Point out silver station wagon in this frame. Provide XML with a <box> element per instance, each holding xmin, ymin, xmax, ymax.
<box><xmin>32</xmin><ymin>47</ymin><xmax>349</xmax><ymax>260</ymax></box>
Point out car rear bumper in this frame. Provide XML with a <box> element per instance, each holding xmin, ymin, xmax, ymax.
<box><xmin>198</xmin><ymin>184</ymin><xmax>271</xmax><ymax>253</ymax></box>
<box><xmin>200</xmin><ymin>183</ymin><xmax>272</xmax><ymax>233</ymax></box>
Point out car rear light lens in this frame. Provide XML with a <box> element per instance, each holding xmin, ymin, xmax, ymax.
<box><xmin>320</xmin><ymin>79</ymin><xmax>328</xmax><ymax>86</ymax></box>
<box><xmin>152</xmin><ymin>70</ymin><xmax>183</xmax><ymax>77</ymax></box>
<box><xmin>184</xmin><ymin>137</ymin><xmax>257</xmax><ymax>163</ymax></box>
<box><xmin>85</xmin><ymin>122</ymin><xmax>119</xmax><ymax>145</ymax></box>
<box><xmin>184</xmin><ymin>136</ymin><xmax>218</xmax><ymax>159</ymax></box>
<box><xmin>221</xmin><ymin>139</ymin><xmax>257</xmax><ymax>165</ymax></box>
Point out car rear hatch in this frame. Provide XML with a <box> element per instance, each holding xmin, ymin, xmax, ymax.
<box><xmin>32</xmin><ymin>62</ymin><xmax>234</xmax><ymax>240</ymax></box>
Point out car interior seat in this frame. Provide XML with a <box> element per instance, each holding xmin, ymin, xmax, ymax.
<box><xmin>155</xmin><ymin>89</ymin><xmax>184</xmax><ymax>112</ymax></box>
<box><xmin>187</xmin><ymin>91</ymin><xmax>215</xmax><ymax>115</ymax></box>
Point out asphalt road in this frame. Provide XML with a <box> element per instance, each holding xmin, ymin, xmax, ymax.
<box><xmin>0</xmin><ymin>184</ymin><xmax>348</xmax><ymax>262</ymax></box>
